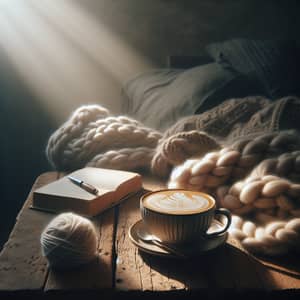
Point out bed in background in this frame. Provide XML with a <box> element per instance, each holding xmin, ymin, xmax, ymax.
<box><xmin>45</xmin><ymin>38</ymin><xmax>300</xmax><ymax>257</ymax></box>
<box><xmin>121</xmin><ymin>38</ymin><xmax>300</xmax><ymax>131</ymax></box>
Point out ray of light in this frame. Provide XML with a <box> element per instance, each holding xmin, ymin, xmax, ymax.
<box><xmin>0</xmin><ymin>0</ymin><xmax>153</xmax><ymax>122</ymax></box>
<box><xmin>0</xmin><ymin>4</ymin><xmax>73</xmax><ymax>122</ymax></box>
<box><xmin>29</xmin><ymin>0</ymin><xmax>153</xmax><ymax>81</ymax></box>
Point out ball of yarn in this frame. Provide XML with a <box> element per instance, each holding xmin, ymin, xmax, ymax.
<box><xmin>40</xmin><ymin>212</ymin><xmax>98</xmax><ymax>269</ymax></box>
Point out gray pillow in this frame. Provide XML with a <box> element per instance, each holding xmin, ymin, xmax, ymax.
<box><xmin>121</xmin><ymin>69</ymin><xmax>182</xmax><ymax>117</ymax></box>
<box><xmin>206</xmin><ymin>39</ymin><xmax>300</xmax><ymax>99</ymax></box>
<box><xmin>121</xmin><ymin>63</ymin><xmax>263</xmax><ymax>131</ymax></box>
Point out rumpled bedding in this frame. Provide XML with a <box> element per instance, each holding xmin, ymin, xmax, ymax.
<box><xmin>46</xmin><ymin>37</ymin><xmax>300</xmax><ymax>257</ymax></box>
<box><xmin>46</xmin><ymin>95</ymin><xmax>300</xmax><ymax>256</ymax></box>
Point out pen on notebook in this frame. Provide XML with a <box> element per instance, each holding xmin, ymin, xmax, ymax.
<box><xmin>67</xmin><ymin>176</ymin><xmax>99</xmax><ymax>195</ymax></box>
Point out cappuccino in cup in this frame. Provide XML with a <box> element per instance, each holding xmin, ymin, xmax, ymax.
<box><xmin>140</xmin><ymin>189</ymin><xmax>231</xmax><ymax>245</ymax></box>
<box><xmin>142</xmin><ymin>190</ymin><xmax>214</xmax><ymax>215</ymax></box>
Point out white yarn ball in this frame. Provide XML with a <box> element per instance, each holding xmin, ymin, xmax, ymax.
<box><xmin>41</xmin><ymin>212</ymin><xmax>98</xmax><ymax>269</ymax></box>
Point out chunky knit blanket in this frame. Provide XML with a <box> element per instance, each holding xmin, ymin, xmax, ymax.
<box><xmin>47</xmin><ymin>95</ymin><xmax>300</xmax><ymax>256</ymax></box>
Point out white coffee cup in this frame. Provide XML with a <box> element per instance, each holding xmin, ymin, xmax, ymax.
<box><xmin>140</xmin><ymin>189</ymin><xmax>231</xmax><ymax>244</ymax></box>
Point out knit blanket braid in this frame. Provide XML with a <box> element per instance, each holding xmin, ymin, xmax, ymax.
<box><xmin>151</xmin><ymin>130</ymin><xmax>221</xmax><ymax>178</ymax></box>
<box><xmin>229</xmin><ymin>216</ymin><xmax>300</xmax><ymax>255</ymax></box>
<box><xmin>86</xmin><ymin>147</ymin><xmax>155</xmax><ymax>170</ymax></box>
<box><xmin>46</xmin><ymin>96</ymin><xmax>300</xmax><ymax>256</ymax></box>
<box><xmin>168</xmin><ymin>131</ymin><xmax>300</xmax><ymax>255</ymax></box>
<box><xmin>217</xmin><ymin>175</ymin><xmax>300</xmax><ymax>217</ymax></box>
<box><xmin>46</xmin><ymin>105</ymin><xmax>162</xmax><ymax>171</ymax></box>
<box><xmin>168</xmin><ymin>130</ymin><xmax>300</xmax><ymax>191</ymax></box>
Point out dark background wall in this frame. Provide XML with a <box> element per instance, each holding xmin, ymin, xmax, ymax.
<box><xmin>1</xmin><ymin>0</ymin><xmax>299</xmax><ymax>248</ymax></box>
<box><xmin>79</xmin><ymin>0</ymin><xmax>300</xmax><ymax>67</ymax></box>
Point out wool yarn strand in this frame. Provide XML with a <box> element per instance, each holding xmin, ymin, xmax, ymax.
<box><xmin>45</xmin><ymin>98</ymin><xmax>300</xmax><ymax>257</ymax></box>
<box><xmin>46</xmin><ymin>105</ymin><xmax>162</xmax><ymax>172</ymax></box>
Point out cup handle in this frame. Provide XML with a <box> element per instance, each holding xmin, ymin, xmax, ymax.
<box><xmin>204</xmin><ymin>208</ymin><xmax>232</xmax><ymax>238</ymax></box>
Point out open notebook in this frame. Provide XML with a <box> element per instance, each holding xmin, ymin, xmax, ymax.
<box><xmin>32</xmin><ymin>167</ymin><xmax>142</xmax><ymax>216</ymax></box>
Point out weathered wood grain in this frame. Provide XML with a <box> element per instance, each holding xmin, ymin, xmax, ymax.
<box><xmin>115</xmin><ymin>176</ymin><xmax>187</xmax><ymax>291</ymax></box>
<box><xmin>1</xmin><ymin>171</ymin><xmax>300</xmax><ymax>295</ymax></box>
<box><xmin>265</xmin><ymin>270</ymin><xmax>300</xmax><ymax>289</ymax></box>
<box><xmin>257</xmin><ymin>253</ymin><xmax>300</xmax><ymax>289</ymax></box>
<box><xmin>115</xmin><ymin>176</ymin><xmax>228</xmax><ymax>291</ymax></box>
<box><xmin>215</xmin><ymin>242</ymin><xmax>266</xmax><ymax>289</ymax></box>
<box><xmin>0</xmin><ymin>172</ymin><xmax>61</xmax><ymax>291</ymax></box>
<box><xmin>115</xmin><ymin>192</ymin><xmax>270</xmax><ymax>291</ymax></box>
<box><xmin>115</xmin><ymin>190</ymin><xmax>186</xmax><ymax>291</ymax></box>
<box><xmin>44</xmin><ymin>174</ymin><xmax>164</xmax><ymax>291</ymax></box>
<box><xmin>114</xmin><ymin>175</ymin><xmax>300</xmax><ymax>291</ymax></box>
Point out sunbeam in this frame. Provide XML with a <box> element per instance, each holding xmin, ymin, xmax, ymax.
<box><xmin>0</xmin><ymin>0</ymin><xmax>153</xmax><ymax>123</ymax></box>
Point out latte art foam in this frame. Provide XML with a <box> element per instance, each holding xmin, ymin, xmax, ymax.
<box><xmin>143</xmin><ymin>190</ymin><xmax>214</xmax><ymax>215</ymax></box>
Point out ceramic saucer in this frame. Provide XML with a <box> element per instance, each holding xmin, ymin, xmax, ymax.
<box><xmin>128</xmin><ymin>219</ymin><xmax>228</xmax><ymax>258</ymax></box>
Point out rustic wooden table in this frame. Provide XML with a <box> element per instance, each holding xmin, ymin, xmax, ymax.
<box><xmin>0</xmin><ymin>172</ymin><xmax>300</xmax><ymax>299</ymax></box>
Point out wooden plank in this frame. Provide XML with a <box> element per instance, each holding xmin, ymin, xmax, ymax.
<box><xmin>2</xmin><ymin>171</ymin><xmax>300</xmax><ymax>294</ymax></box>
<box><xmin>264</xmin><ymin>269</ymin><xmax>300</xmax><ymax>289</ymax></box>
<box><xmin>43</xmin><ymin>174</ymin><xmax>160</xmax><ymax>291</ymax></box>
<box><xmin>44</xmin><ymin>207</ymin><xmax>115</xmax><ymax>290</ymax></box>
<box><xmin>0</xmin><ymin>172</ymin><xmax>61</xmax><ymax>291</ymax></box>
<box><xmin>222</xmin><ymin>237</ymin><xmax>300</xmax><ymax>289</ymax></box>
<box><xmin>258</xmin><ymin>253</ymin><xmax>300</xmax><ymax>278</ymax></box>
<box><xmin>114</xmin><ymin>175</ymin><xmax>300</xmax><ymax>291</ymax></box>
<box><xmin>255</xmin><ymin>254</ymin><xmax>300</xmax><ymax>289</ymax></box>
<box><xmin>210</xmin><ymin>238</ymin><xmax>268</xmax><ymax>289</ymax></box>
<box><xmin>116</xmin><ymin>176</ymin><xmax>216</xmax><ymax>291</ymax></box>
<box><xmin>115</xmin><ymin>176</ymin><xmax>227</xmax><ymax>291</ymax></box>
<box><xmin>115</xmin><ymin>175</ymin><xmax>236</xmax><ymax>291</ymax></box>
<box><xmin>115</xmin><ymin>193</ymin><xmax>273</xmax><ymax>291</ymax></box>
<box><xmin>115</xmin><ymin>190</ymin><xmax>186</xmax><ymax>291</ymax></box>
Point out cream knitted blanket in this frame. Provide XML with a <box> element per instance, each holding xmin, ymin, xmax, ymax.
<box><xmin>46</xmin><ymin>96</ymin><xmax>300</xmax><ymax>256</ymax></box>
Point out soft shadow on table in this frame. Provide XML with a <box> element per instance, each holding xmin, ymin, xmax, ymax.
<box><xmin>46</xmin><ymin>255</ymin><xmax>112</xmax><ymax>289</ymax></box>
<box><xmin>254</xmin><ymin>252</ymin><xmax>300</xmax><ymax>278</ymax></box>
<box><xmin>139</xmin><ymin>241</ymin><xmax>278</xmax><ymax>290</ymax></box>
